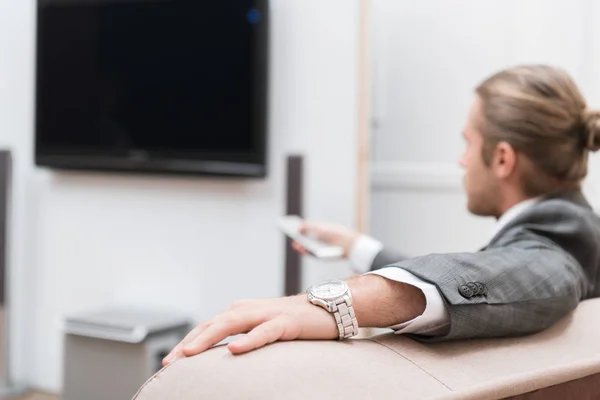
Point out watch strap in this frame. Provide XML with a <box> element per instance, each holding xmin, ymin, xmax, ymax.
<box><xmin>331</xmin><ymin>294</ymin><xmax>359</xmax><ymax>340</ymax></box>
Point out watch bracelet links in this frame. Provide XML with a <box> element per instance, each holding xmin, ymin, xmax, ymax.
<box><xmin>331</xmin><ymin>294</ymin><xmax>359</xmax><ymax>340</ymax></box>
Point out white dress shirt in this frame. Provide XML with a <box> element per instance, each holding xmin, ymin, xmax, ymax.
<box><xmin>349</xmin><ymin>197</ymin><xmax>540</xmax><ymax>336</ymax></box>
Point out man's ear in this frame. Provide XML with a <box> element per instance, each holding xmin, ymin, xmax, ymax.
<box><xmin>493</xmin><ymin>142</ymin><xmax>517</xmax><ymax>179</ymax></box>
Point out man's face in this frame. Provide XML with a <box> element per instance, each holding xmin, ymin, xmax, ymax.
<box><xmin>459</xmin><ymin>98</ymin><xmax>501</xmax><ymax>217</ymax></box>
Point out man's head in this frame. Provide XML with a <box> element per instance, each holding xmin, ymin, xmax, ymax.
<box><xmin>460</xmin><ymin>65</ymin><xmax>600</xmax><ymax>217</ymax></box>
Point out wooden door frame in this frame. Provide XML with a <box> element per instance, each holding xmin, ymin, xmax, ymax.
<box><xmin>357</xmin><ymin>0</ymin><xmax>372</xmax><ymax>234</ymax></box>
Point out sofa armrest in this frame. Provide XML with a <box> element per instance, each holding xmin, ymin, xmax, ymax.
<box><xmin>133</xmin><ymin>299</ymin><xmax>600</xmax><ymax>400</ymax></box>
<box><xmin>133</xmin><ymin>337</ymin><xmax>449</xmax><ymax>399</ymax></box>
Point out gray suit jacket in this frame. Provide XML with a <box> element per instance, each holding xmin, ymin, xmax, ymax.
<box><xmin>372</xmin><ymin>190</ymin><xmax>600</xmax><ymax>341</ymax></box>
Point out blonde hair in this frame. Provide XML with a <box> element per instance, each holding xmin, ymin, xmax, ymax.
<box><xmin>476</xmin><ymin>65</ymin><xmax>600</xmax><ymax>196</ymax></box>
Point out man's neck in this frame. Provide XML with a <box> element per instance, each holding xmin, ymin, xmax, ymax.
<box><xmin>489</xmin><ymin>196</ymin><xmax>540</xmax><ymax>241</ymax></box>
<box><xmin>496</xmin><ymin>193</ymin><xmax>533</xmax><ymax>219</ymax></box>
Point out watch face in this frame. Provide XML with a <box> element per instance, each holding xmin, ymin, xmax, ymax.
<box><xmin>309</xmin><ymin>280</ymin><xmax>348</xmax><ymax>300</ymax></box>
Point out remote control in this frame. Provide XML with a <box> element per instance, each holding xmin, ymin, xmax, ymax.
<box><xmin>278</xmin><ymin>215</ymin><xmax>344</xmax><ymax>259</ymax></box>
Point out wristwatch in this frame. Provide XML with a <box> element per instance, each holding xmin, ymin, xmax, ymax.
<box><xmin>307</xmin><ymin>279</ymin><xmax>359</xmax><ymax>340</ymax></box>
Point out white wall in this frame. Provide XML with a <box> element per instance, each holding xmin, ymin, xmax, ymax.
<box><xmin>370</xmin><ymin>0</ymin><xmax>600</xmax><ymax>255</ymax></box>
<box><xmin>0</xmin><ymin>0</ymin><xmax>359</xmax><ymax>391</ymax></box>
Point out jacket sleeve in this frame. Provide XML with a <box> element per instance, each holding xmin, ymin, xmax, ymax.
<box><xmin>370</xmin><ymin>248</ymin><xmax>407</xmax><ymax>271</ymax></box>
<box><xmin>385</xmin><ymin>233</ymin><xmax>587</xmax><ymax>341</ymax></box>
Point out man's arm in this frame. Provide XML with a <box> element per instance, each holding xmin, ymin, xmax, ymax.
<box><xmin>371</xmin><ymin>248</ymin><xmax>407</xmax><ymax>271</ymax></box>
<box><xmin>296</xmin><ymin>220</ymin><xmax>407</xmax><ymax>271</ymax></box>
<box><xmin>350</xmin><ymin>274</ymin><xmax>426</xmax><ymax>328</ymax></box>
<box><xmin>163</xmin><ymin>274</ymin><xmax>425</xmax><ymax>365</ymax></box>
<box><xmin>347</xmin><ymin>235</ymin><xmax>407</xmax><ymax>272</ymax></box>
<box><xmin>293</xmin><ymin>223</ymin><xmax>449</xmax><ymax>336</ymax></box>
<box><xmin>349</xmin><ymin>235</ymin><xmax>450</xmax><ymax>335</ymax></box>
<box><xmin>392</xmin><ymin>236</ymin><xmax>587</xmax><ymax>341</ymax></box>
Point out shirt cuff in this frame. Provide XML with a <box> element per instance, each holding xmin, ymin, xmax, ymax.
<box><xmin>348</xmin><ymin>235</ymin><xmax>384</xmax><ymax>274</ymax></box>
<box><xmin>367</xmin><ymin>267</ymin><xmax>450</xmax><ymax>336</ymax></box>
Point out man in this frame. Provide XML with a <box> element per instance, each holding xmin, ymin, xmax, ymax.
<box><xmin>164</xmin><ymin>65</ymin><xmax>600</xmax><ymax>366</ymax></box>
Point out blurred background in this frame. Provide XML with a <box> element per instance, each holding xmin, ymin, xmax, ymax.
<box><xmin>0</xmin><ymin>0</ymin><xmax>598</xmax><ymax>397</ymax></box>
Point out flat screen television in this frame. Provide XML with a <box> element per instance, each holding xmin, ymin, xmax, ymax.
<box><xmin>35</xmin><ymin>0</ymin><xmax>269</xmax><ymax>178</ymax></box>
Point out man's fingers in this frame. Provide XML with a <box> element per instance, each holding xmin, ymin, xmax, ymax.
<box><xmin>163</xmin><ymin>321</ymin><xmax>211</xmax><ymax>366</ymax></box>
<box><xmin>299</xmin><ymin>221</ymin><xmax>321</xmax><ymax>236</ymax></box>
<box><xmin>182</xmin><ymin>313</ymin><xmax>264</xmax><ymax>356</ymax></box>
<box><xmin>300</xmin><ymin>221</ymin><xmax>336</xmax><ymax>242</ymax></box>
<box><xmin>163</xmin><ymin>326</ymin><xmax>200</xmax><ymax>365</ymax></box>
<box><xmin>292</xmin><ymin>241</ymin><xmax>309</xmax><ymax>255</ymax></box>
<box><xmin>227</xmin><ymin>317</ymin><xmax>290</xmax><ymax>355</ymax></box>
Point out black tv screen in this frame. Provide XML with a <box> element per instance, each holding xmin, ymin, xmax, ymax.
<box><xmin>35</xmin><ymin>0</ymin><xmax>269</xmax><ymax>178</ymax></box>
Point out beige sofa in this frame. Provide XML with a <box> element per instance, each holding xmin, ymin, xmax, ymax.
<box><xmin>133</xmin><ymin>298</ymin><xmax>600</xmax><ymax>399</ymax></box>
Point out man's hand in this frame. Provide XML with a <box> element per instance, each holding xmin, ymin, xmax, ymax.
<box><xmin>293</xmin><ymin>221</ymin><xmax>361</xmax><ymax>257</ymax></box>
<box><xmin>163</xmin><ymin>275</ymin><xmax>426</xmax><ymax>366</ymax></box>
<box><xmin>162</xmin><ymin>295</ymin><xmax>338</xmax><ymax>366</ymax></box>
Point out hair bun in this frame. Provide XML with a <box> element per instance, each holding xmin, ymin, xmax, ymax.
<box><xmin>582</xmin><ymin>109</ymin><xmax>600</xmax><ymax>152</ymax></box>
